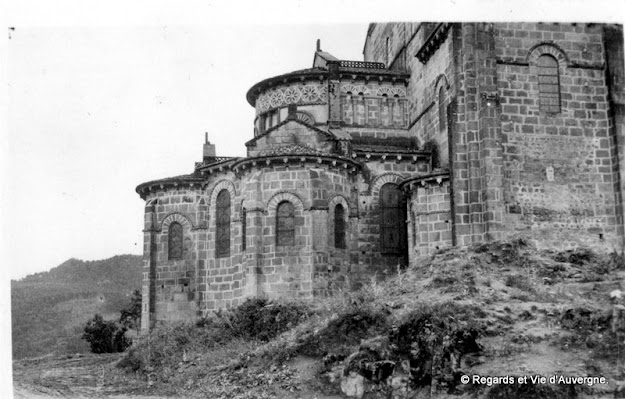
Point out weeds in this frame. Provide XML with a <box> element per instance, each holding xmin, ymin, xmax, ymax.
<box><xmin>505</xmin><ymin>274</ymin><xmax>535</xmax><ymax>293</ymax></box>
<box><xmin>389</xmin><ymin>302</ymin><xmax>485</xmax><ymax>390</ymax></box>
<box><xmin>296</xmin><ymin>308</ymin><xmax>389</xmax><ymax>357</ymax></box>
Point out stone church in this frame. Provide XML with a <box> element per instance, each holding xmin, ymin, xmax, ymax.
<box><xmin>137</xmin><ymin>22</ymin><xmax>625</xmax><ymax>330</ymax></box>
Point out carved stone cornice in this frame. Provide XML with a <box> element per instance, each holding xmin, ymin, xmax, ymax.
<box><xmin>230</xmin><ymin>154</ymin><xmax>361</xmax><ymax>176</ymax></box>
<box><xmin>415</xmin><ymin>23</ymin><xmax>452</xmax><ymax>64</ymax></box>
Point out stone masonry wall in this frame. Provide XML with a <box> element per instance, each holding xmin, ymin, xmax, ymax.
<box><xmin>248</xmin><ymin>121</ymin><xmax>334</xmax><ymax>157</ymax></box>
<box><xmin>141</xmin><ymin>187</ymin><xmax>207</xmax><ymax>328</ymax></box>
<box><xmin>495</xmin><ymin>23</ymin><xmax>623</xmax><ymax>250</ymax></box>
<box><xmin>338</xmin><ymin>80</ymin><xmax>409</xmax><ymax>128</ymax></box>
<box><xmin>364</xmin><ymin>23</ymin><xmax>454</xmax><ymax>168</ymax></box>
<box><xmin>408</xmin><ymin>180</ymin><xmax>453</xmax><ymax>263</ymax></box>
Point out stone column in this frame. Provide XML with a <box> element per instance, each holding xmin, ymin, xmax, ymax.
<box><xmin>328</xmin><ymin>62</ymin><xmax>342</xmax><ymax>128</ymax></box>
<box><xmin>451</xmin><ymin>23</ymin><xmax>505</xmax><ymax>245</ymax></box>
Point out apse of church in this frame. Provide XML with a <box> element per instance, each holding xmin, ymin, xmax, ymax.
<box><xmin>137</xmin><ymin>23</ymin><xmax>624</xmax><ymax>330</ymax></box>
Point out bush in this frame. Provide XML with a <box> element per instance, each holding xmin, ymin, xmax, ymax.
<box><xmin>229</xmin><ymin>298</ymin><xmax>310</xmax><ymax>342</ymax></box>
<box><xmin>82</xmin><ymin>314</ymin><xmax>130</xmax><ymax>354</ymax></box>
<box><xmin>505</xmin><ymin>274</ymin><xmax>534</xmax><ymax>293</ymax></box>
<box><xmin>389</xmin><ymin>302</ymin><xmax>484</xmax><ymax>390</ymax></box>
<box><xmin>118</xmin><ymin>297</ymin><xmax>310</xmax><ymax>375</ymax></box>
<box><xmin>298</xmin><ymin>308</ymin><xmax>389</xmax><ymax>357</ymax></box>
<box><xmin>553</xmin><ymin>248</ymin><xmax>596</xmax><ymax>266</ymax></box>
<box><xmin>119</xmin><ymin>289</ymin><xmax>142</xmax><ymax>332</ymax></box>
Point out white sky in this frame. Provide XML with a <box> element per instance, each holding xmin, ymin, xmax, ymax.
<box><xmin>1</xmin><ymin>0</ymin><xmax>625</xmax><ymax>396</ymax></box>
<box><xmin>4</xmin><ymin>0</ymin><xmax>624</xmax><ymax>282</ymax></box>
<box><xmin>6</xmin><ymin>24</ymin><xmax>368</xmax><ymax>281</ymax></box>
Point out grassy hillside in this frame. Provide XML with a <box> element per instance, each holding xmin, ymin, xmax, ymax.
<box><xmin>112</xmin><ymin>241</ymin><xmax>625</xmax><ymax>398</ymax></box>
<box><xmin>11</xmin><ymin>254</ymin><xmax>142</xmax><ymax>359</ymax></box>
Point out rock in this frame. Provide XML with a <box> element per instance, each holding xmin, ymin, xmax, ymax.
<box><xmin>340</xmin><ymin>371</ymin><xmax>365</xmax><ymax>398</ymax></box>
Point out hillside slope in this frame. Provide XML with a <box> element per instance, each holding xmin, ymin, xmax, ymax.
<box><xmin>13</xmin><ymin>242</ymin><xmax>625</xmax><ymax>398</ymax></box>
<box><xmin>11</xmin><ymin>255</ymin><xmax>143</xmax><ymax>359</ymax></box>
<box><xmin>118</xmin><ymin>241</ymin><xmax>625</xmax><ymax>398</ymax></box>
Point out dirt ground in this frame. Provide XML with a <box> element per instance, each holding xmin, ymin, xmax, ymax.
<box><xmin>13</xmin><ymin>353</ymin><xmax>164</xmax><ymax>399</ymax></box>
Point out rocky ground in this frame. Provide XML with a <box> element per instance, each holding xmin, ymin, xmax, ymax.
<box><xmin>13</xmin><ymin>241</ymin><xmax>625</xmax><ymax>398</ymax></box>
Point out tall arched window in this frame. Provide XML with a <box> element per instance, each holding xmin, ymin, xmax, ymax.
<box><xmin>276</xmin><ymin>201</ymin><xmax>295</xmax><ymax>246</ymax></box>
<box><xmin>438</xmin><ymin>86</ymin><xmax>446</xmax><ymax>132</ymax></box>
<box><xmin>168</xmin><ymin>222</ymin><xmax>183</xmax><ymax>260</ymax></box>
<box><xmin>216</xmin><ymin>190</ymin><xmax>231</xmax><ymax>258</ymax></box>
<box><xmin>537</xmin><ymin>54</ymin><xmax>561</xmax><ymax>113</ymax></box>
<box><xmin>334</xmin><ymin>204</ymin><xmax>346</xmax><ymax>249</ymax></box>
<box><xmin>241</xmin><ymin>208</ymin><xmax>247</xmax><ymax>252</ymax></box>
<box><xmin>380</xmin><ymin>183</ymin><xmax>406</xmax><ymax>253</ymax></box>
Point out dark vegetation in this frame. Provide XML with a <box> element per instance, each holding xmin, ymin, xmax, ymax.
<box><xmin>119</xmin><ymin>298</ymin><xmax>311</xmax><ymax>375</ymax></box>
<box><xmin>81</xmin><ymin>289</ymin><xmax>142</xmax><ymax>354</ymax></box>
<box><xmin>389</xmin><ymin>303</ymin><xmax>485</xmax><ymax>390</ymax></box>
<box><xmin>11</xmin><ymin>255</ymin><xmax>142</xmax><ymax>359</ymax></box>
<box><xmin>82</xmin><ymin>314</ymin><xmax>131</xmax><ymax>354</ymax></box>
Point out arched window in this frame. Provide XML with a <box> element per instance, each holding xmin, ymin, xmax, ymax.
<box><xmin>537</xmin><ymin>54</ymin><xmax>561</xmax><ymax>113</ymax></box>
<box><xmin>438</xmin><ymin>86</ymin><xmax>446</xmax><ymax>132</ymax></box>
<box><xmin>168</xmin><ymin>222</ymin><xmax>183</xmax><ymax>260</ymax></box>
<box><xmin>380</xmin><ymin>183</ymin><xmax>406</xmax><ymax>253</ymax></box>
<box><xmin>216</xmin><ymin>190</ymin><xmax>230</xmax><ymax>258</ymax></box>
<box><xmin>334</xmin><ymin>204</ymin><xmax>346</xmax><ymax>249</ymax></box>
<box><xmin>241</xmin><ymin>208</ymin><xmax>247</xmax><ymax>252</ymax></box>
<box><xmin>276</xmin><ymin>201</ymin><xmax>295</xmax><ymax>246</ymax></box>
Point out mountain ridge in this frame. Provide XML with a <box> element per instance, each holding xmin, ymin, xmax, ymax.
<box><xmin>11</xmin><ymin>254</ymin><xmax>143</xmax><ymax>359</ymax></box>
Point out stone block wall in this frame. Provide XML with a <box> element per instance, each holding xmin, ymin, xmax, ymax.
<box><xmin>408</xmin><ymin>180</ymin><xmax>453</xmax><ymax>261</ymax></box>
<box><xmin>354</xmin><ymin>162</ymin><xmax>415</xmax><ymax>282</ymax></box>
<box><xmin>338</xmin><ymin>80</ymin><xmax>409</xmax><ymax>128</ymax></box>
<box><xmin>247</xmin><ymin>121</ymin><xmax>335</xmax><ymax>156</ymax></box>
<box><xmin>141</xmin><ymin>187</ymin><xmax>207</xmax><ymax>329</ymax></box>
<box><xmin>364</xmin><ymin>23</ymin><xmax>454</xmax><ymax>168</ymax></box>
<box><xmin>495</xmin><ymin>22</ymin><xmax>623</xmax><ymax>250</ymax></box>
<box><xmin>203</xmin><ymin>178</ymin><xmax>246</xmax><ymax>311</ymax></box>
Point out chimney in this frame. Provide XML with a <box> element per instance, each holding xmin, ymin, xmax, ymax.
<box><xmin>203</xmin><ymin>132</ymin><xmax>216</xmax><ymax>159</ymax></box>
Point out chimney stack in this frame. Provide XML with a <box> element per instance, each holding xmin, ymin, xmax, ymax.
<box><xmin>203</xmin><ymin>132</ymin><xmax>216</xmax><ymax>159</ymax></box>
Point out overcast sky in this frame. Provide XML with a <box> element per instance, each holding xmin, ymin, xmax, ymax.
<box><xmin>4</xmin><ymin>2</ymin><xmax>625</xmax><ymax>278</ymax></box>
<box><xmin>6</xmin><ymin>24</ymin><xmax>368</xmax><ymax>280</ymax></box>
<box><xmin>5</xmin><ymin>0</ymin><xmax>624</xmax><ymax>281</ymax></box>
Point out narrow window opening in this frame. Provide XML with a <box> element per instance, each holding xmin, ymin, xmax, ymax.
<box><xmin>438</xmin><ymin>86</ymin><xmax>446</xmax><ymax>132</ymax></box>
<box><xmin>334</xmin><ymin>204</ymin><xmax>346</xmax><ymax>249</ymax></box>
<box><xmin>276</xmin><ymin>201</ymin><xmax>295</xmax><ymax>246</ymax></box>
<box><xmin>537</xmin><ymin>54</ymin><xmax>561</xmax><ymax>114</ymax></box>
<box><xmin>168</xmin><ymin>222</ymin><xmax>183</xmax><ymax>260</ymax></box>
<box><xmin>241</xmin><ymin>208</ymin><xmax>247</xmax><ymax>252</ymax></box>
<box><xmin>216</xmin><ymin>190</ymin><xmax>231</xmax><ymax>258</ymax></box>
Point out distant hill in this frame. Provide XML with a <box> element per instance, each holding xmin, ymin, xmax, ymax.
<box><xmin>11</xmin><ymin>254</ymin><xmax>143</xmax><ymax>359</ymax></box>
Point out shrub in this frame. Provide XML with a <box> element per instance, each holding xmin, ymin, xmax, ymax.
<box><xmin>389</xmin><ymin>302</ymin><xmax>484</xmax><ymax>391</ymax></box>
<box><xmin>118</xmin><ymin>297</ymin><xmax>310</xmax><ymax>375</ymax></box>
<box><xmin>82</xmin><ymin>314</ymin><xmax>130</xmax><ymax>354</ymax></box>
<box><xmin>230</xmin><ymin>298</ymin><xmax>310</xmax><ymax>341</ymax></box>
<box><xmin>553</xmin><ymin>248</ymin><xmax>596</xmax><ymax>266</ymax></box>
<box><xmin>119</xmin><ymin>289</ymin><xmax>142</xmax><ymax>332</ymax></box>
<box><xmin>505</xmin><ymin>274</ymin><xmax>534</xmax><ymax>293</ymax></box>
<box><xmin>298</xmin><ymin>308</ymin><xmax>389</xmax><ymax>357</ymax></box>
